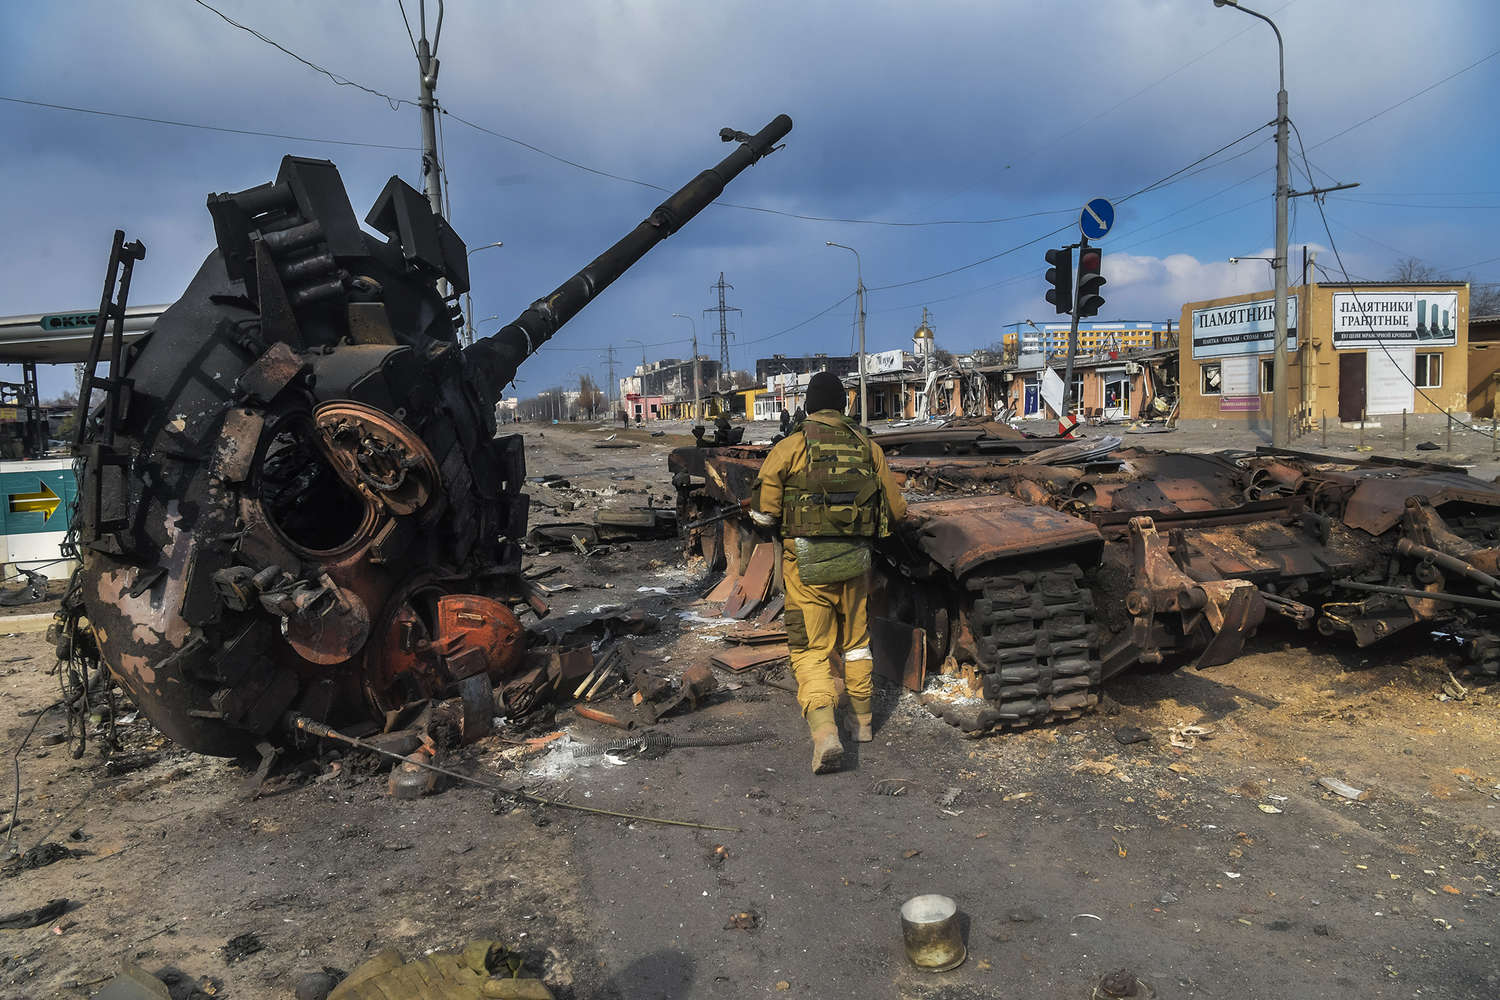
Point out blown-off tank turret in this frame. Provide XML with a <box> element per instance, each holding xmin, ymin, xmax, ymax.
<box><xmin>64</xmin><ymin>115</ymin><xmax>792</xmax><ymax>756</ymax></box>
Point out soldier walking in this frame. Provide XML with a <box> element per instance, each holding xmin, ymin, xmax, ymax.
<box><xmin>751</xmin><ymin>372</ymin><xmax>906</xmax><ymax>773</ymax></box>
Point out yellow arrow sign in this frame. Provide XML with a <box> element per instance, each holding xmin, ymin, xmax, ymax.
<box><xmin>9</xmin><ymin>480</ymin><xmax>61</xmax><ymax>522</ymax></box>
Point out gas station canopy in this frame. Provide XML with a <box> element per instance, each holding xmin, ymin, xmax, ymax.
<box><xmin>0</xmin><ymin>305</ymin><xmax>165</xmax><ymax>364</ymax></box>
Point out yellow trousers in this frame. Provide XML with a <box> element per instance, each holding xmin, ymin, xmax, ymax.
<box><xmin>782</xmin><ymin>543</ymin><xmax>873</xmax><ymax>719</ymax></box>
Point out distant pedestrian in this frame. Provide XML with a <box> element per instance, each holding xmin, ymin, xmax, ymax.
<box><xmin>779</xmin><ymin>407</ymin><xmax>791</xmax><ymax>435</ymax></box>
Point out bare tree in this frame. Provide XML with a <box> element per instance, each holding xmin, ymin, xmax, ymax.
<box><xmin>577</xmin><ymin>374</ymin><xmax>606</xmax><ymax>420</ymax></box>
<box><xmin>1388</xmin><ymin>258</ymin><xmax>1500</xmax><ymax>316</ymax></box>
<box><xmin>1474</xmin><ymin>283</ymin><xmax>1500</xmax><ymax>317</ymax></box>
<box><xmin>1390</xmin><ymin>257</ymin><xmax>1440</xmax><ymax>283</ymax></box>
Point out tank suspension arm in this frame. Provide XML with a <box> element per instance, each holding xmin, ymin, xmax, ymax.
<box><xmin>463</xmin><ymin>114</ymin><xmax>793</xmax><ymax>400</ymax></box>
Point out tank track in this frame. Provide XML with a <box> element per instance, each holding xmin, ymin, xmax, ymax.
<box><xmin>925</xmin><ymin>560</ymin><xmax>1102</xmax><ymax>735</ymax></box>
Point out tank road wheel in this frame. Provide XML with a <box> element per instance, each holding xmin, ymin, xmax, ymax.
<box><xmin>947</xmin><ymin>560</ymin><xmax>1101</xmax><ymax>734</ymax></box>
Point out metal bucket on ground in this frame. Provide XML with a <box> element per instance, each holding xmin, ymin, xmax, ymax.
<box><xmin>899</xmin><ymin>894</ymin><xmax>965</xmax><ymax>972</ymax></box>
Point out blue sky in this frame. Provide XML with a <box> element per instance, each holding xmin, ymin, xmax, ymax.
<box><xmin>2</xmin><ymin>0</ymin><xmax>1497</xmax><ymax>400</ymax></box>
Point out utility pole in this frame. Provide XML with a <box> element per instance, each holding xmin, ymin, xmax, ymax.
<box><xmin>1212</xmin><ymin>0</ymin><xmax>1286</xmax><ymax>445</ymax></box>
<box><xmin>414</xmin><ymin>1</ymin><xmax>445</xmax><ymax>218</ymax></box>
<box><xmin>604</xmin><ymin>345</ymin><xmax>617</xmax><ymax>417</ymax></box>
<box><xmin>1214</xmin><ymin>0</ymin><xmax>1358</xmax><ymax>444</ymax></box>
<box><xmin>672</xmin><ymin>313</ymin><xmax>701</xmax><ymax>422</ymax></box>
<box><xmin>1272</xmin><ymin>69</ymin><xmax>1290</xmax><ymax>447</ymax></box>
<box><xmin>857</xmin><ymin>276</ymin><xmax>866</xmax><ymax>424</ymax></box>
<box><xmin>704</xmin><ymin>273</ymin><xmax>740</xmax><ymax>395</ymax></box>
<box><xmin>414</xmin><ymin>1</ymin><xmax>447</xmax><ymax>293</ymax></box>
<box><xmin>826</xmin><ymin>243</ymin><xmax>867</xmax><ymax>425</ymax></box>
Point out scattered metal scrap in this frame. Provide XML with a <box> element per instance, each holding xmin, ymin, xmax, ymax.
<box><xmin>711</xmin><ymin>644</ymin><xmax>790</xmax><ymax>673</ymax></box>
<box><xmin>293</xmin><ymin>716</ymin><xmax>739</xmax><ymax>831</ymax></box>
<box><xmin>0</xmin><ymin>570</ymin><xmax>47</xmax><ymax>607</ymax></box>
<box><xmin>673</xmin><ymin>422</ymin><xmax>1500</xmax><ymax>738</ymax></box>
<box><xmin>0</xmin><ymin>897</ymin><xmax>68</xmax><ymax>930</ymax></box>
<box><xmin>1</xmin><ymin>842</ymin><xmax>75</xmax><ymax>877</ymax></box>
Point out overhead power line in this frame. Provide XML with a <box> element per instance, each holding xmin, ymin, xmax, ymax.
<box><xmin>1112</xmin><ymin>122</ymin><xmax>1272</xmax><ymax>205</ymax></box>
<box><xmin>1026</xmin><ymin>0</ymin><xmax>1303</xmax><ymax>160</ymax></box>
<box><xmin>396</xmin><ymin>0</ymin><xmax>421</xmax><ymax>60</ymax></box>
<box><xmin>183</xmin><ymin>0</ymin><xmax>1094</xmax><ymax>230</ymax></box>
<box><xmin>1329</xmin><ymin>197</ymin><xmax>1500</xmax><ymax>210</ymax></box>
<box><xmin>1289</xmin><ymin>118</ymin><xmax>1497</xmax><ymax>440</ymax></box>
<box><xmin>189</xmin><ymin>0</ymin><xmax>414</xmax><ymax>110</ymax></box>
<box><xmin>866</xmin><ymin>122</ymin><xmax>1270</xmax><ymax>293</ymax></box>
<box><xmin>867</xmin><ymin>222</ymin><xmax>1078</xmax><ymax>292</ymax></box>
<box><xmin>1306</xmin><ymin>44</ymin><xmax>1500</xmax><ymax>154</ymax></box>
<box><xmin>443</xmin><ymin>107</ymin><xmax>1083</xmax><ymax>228</ymax></box>
<box><xmin>743</xmin><ymin>292</ymin><xmax>855</xmax><ymax>346</ymax></box>
<box><xmin>0</xmin><ymin>95</ymin><xmax>419</xmax><ymax>150</ymax></box>
<box><xmin>177</xmin><ymin>0</ymin><xmax>1127</xmax><ymax>230</ymax></box>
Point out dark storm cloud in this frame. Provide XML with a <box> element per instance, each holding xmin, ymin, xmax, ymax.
<box><xmin>1</xmin><ymin>0</ymin><xmax>1494</xmax><ymax>397</ymax></box>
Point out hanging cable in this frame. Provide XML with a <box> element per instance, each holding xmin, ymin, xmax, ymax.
<box><xmin>188</xmin><ymin>0</ymin><xmax>413</xmax><ymax>110</ymax></box>
<box><xmin>1291</xmin><ymin>118</ymin><xmax>1496</xmax><ymax>440</ymax></box>
<box><xmin>0</xmin><ymin>95</ymin><xmax>418</xmax><ymax>150</ymax></box>
<box><xmin>1306</xmin><ymin>45</ymin><xmax>1500</xmax><ymax>155</ymax></box>
<box><xmin>436</xmin><ymin>99</ymin><xmax>453</xmax><ymax>221</ymax></box>
<box><xmin>396</xmin><ymin>0</ymin><xmax>420</xmax><ymax>59</ymax></box>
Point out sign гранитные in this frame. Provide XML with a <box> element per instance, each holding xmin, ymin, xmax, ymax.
<box><xmin>1331</xmin><ymin>292</ymin><xmax>1457</xmax><ymax>348</ymax></box>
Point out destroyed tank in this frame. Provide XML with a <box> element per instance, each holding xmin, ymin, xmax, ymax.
<box><xmin>63</xmin><ymin>115</ymin><xmax>793</xmax><ymax>756</ymax></box>
<box><xmin>672</xmin><ymin>425</ymin><xmax>1500</xmax><ymax>734</ymax></box>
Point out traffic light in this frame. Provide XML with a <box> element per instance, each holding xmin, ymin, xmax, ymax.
<box><xmin>1077</xmin><ymin>246</ymin><xmax>1106</xmax><ymax>318</ymax></box>
<box><xmin>1044</xmin><ymin>247</ymin><xmax>1072</xmax><ymax>315</ymax></box>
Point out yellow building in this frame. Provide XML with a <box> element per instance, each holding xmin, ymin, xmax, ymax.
<box><xmin>1179</xmin><ymin>282</ymin><xmax>1469</xmax><ymax>425</ymax></box>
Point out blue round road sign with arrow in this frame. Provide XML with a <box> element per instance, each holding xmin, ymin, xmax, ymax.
<box><xmin>1080</xmin><ymin>197</ymin><xmax>1115</xmax><ymax>240</ymax></box>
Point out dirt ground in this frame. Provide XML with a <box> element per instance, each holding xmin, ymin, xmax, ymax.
<box><xmin>2</xmin><ymin>422</ymin><xmax>1497</xmax><ymax>999</ymax></box>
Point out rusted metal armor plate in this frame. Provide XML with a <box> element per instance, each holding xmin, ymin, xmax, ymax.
<box><xmin>1343</xmin><ymin>472</ymin><xmax>1500</xmax><ymax>535</ymax></box>
<box><xmin>436</xmin><ymin>595</ymin><xmax>525</xmax><ymax>679</ymax></box>
<box><xmin>908</xmin><ymin>495</ymin><xmax>1102</xmax><ymax>580</ymax></box>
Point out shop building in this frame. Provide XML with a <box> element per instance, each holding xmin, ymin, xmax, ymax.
<box><xmin>754</xmin><ymin>352</ymin><xmax>857</xmax><ymax>382</ymax></box>
<box><xmin>1465</xmin><ymin>314</ymin><xmax>1500</xmax><ymax>417</ymax></box>
<box><xmin>1180</xmin><ymin>282</ymin><xmax>1470</xmax><ymax>426</ymax></box>
<box><xmin>995</xmin><ymin>350</ymin><xmax>1175</xmax><ymax>422</ymax></box>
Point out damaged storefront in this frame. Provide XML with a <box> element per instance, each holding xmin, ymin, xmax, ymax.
<box><xmin>990</xmin><ymin>350</ymin><xmax>1177</xmax><ymax>423</ymax></box>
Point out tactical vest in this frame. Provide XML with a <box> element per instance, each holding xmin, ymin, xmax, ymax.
<box><xmin>781</xmin><ymin>416</ymin><xmax>882</xmax><ymax>539</ymax></box>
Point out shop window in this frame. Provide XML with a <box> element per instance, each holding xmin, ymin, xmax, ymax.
<box><xmin>1260</xmin><ymin>359</ymin><xmax>1274</xmax><ymax>393</ymax></box>
<box><xmin>1416</xmin><ymin>353</ymin><xmax>1442</xmax><ymax>388</ymax></box>
<box><xmin>1201</xmin><ymin>362</ymin><xmax>1222</xmax><ymax>395</ymax></box>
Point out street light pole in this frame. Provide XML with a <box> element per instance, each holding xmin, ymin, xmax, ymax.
<box><xmin>463</xmin><ymin>241</ymin><xmax>503</xmax><ymax>348</ymax></box>
<box><xmin>1214</xmin><ymin>0</ymin><xmax>1289</xmax><ymax>447</ymax></box>
<box><xmin>672</xmin><ymin>313</ymin><xmax>701</xmax><ymax>423</ymax></box>
<box><xmin>827</xmin><ymin>242</ymin><xmax>866</xmax><ymax>425</ymax></box>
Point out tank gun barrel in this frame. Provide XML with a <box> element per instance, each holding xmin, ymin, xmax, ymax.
<box><xmin>464</xmin><ymin>113</ymin><xmax>792</xmax><ymax>396</ymax></box>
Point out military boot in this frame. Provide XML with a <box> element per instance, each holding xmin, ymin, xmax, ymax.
<box><xmin>849</xmin><ymin>696</ymin><xmax>874</xmax><ymax>743</ymax></box>
<box><xmin>807</xmin><ymin>706</ymin><xmax>844</xmax><ymax>774</ymax></box>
